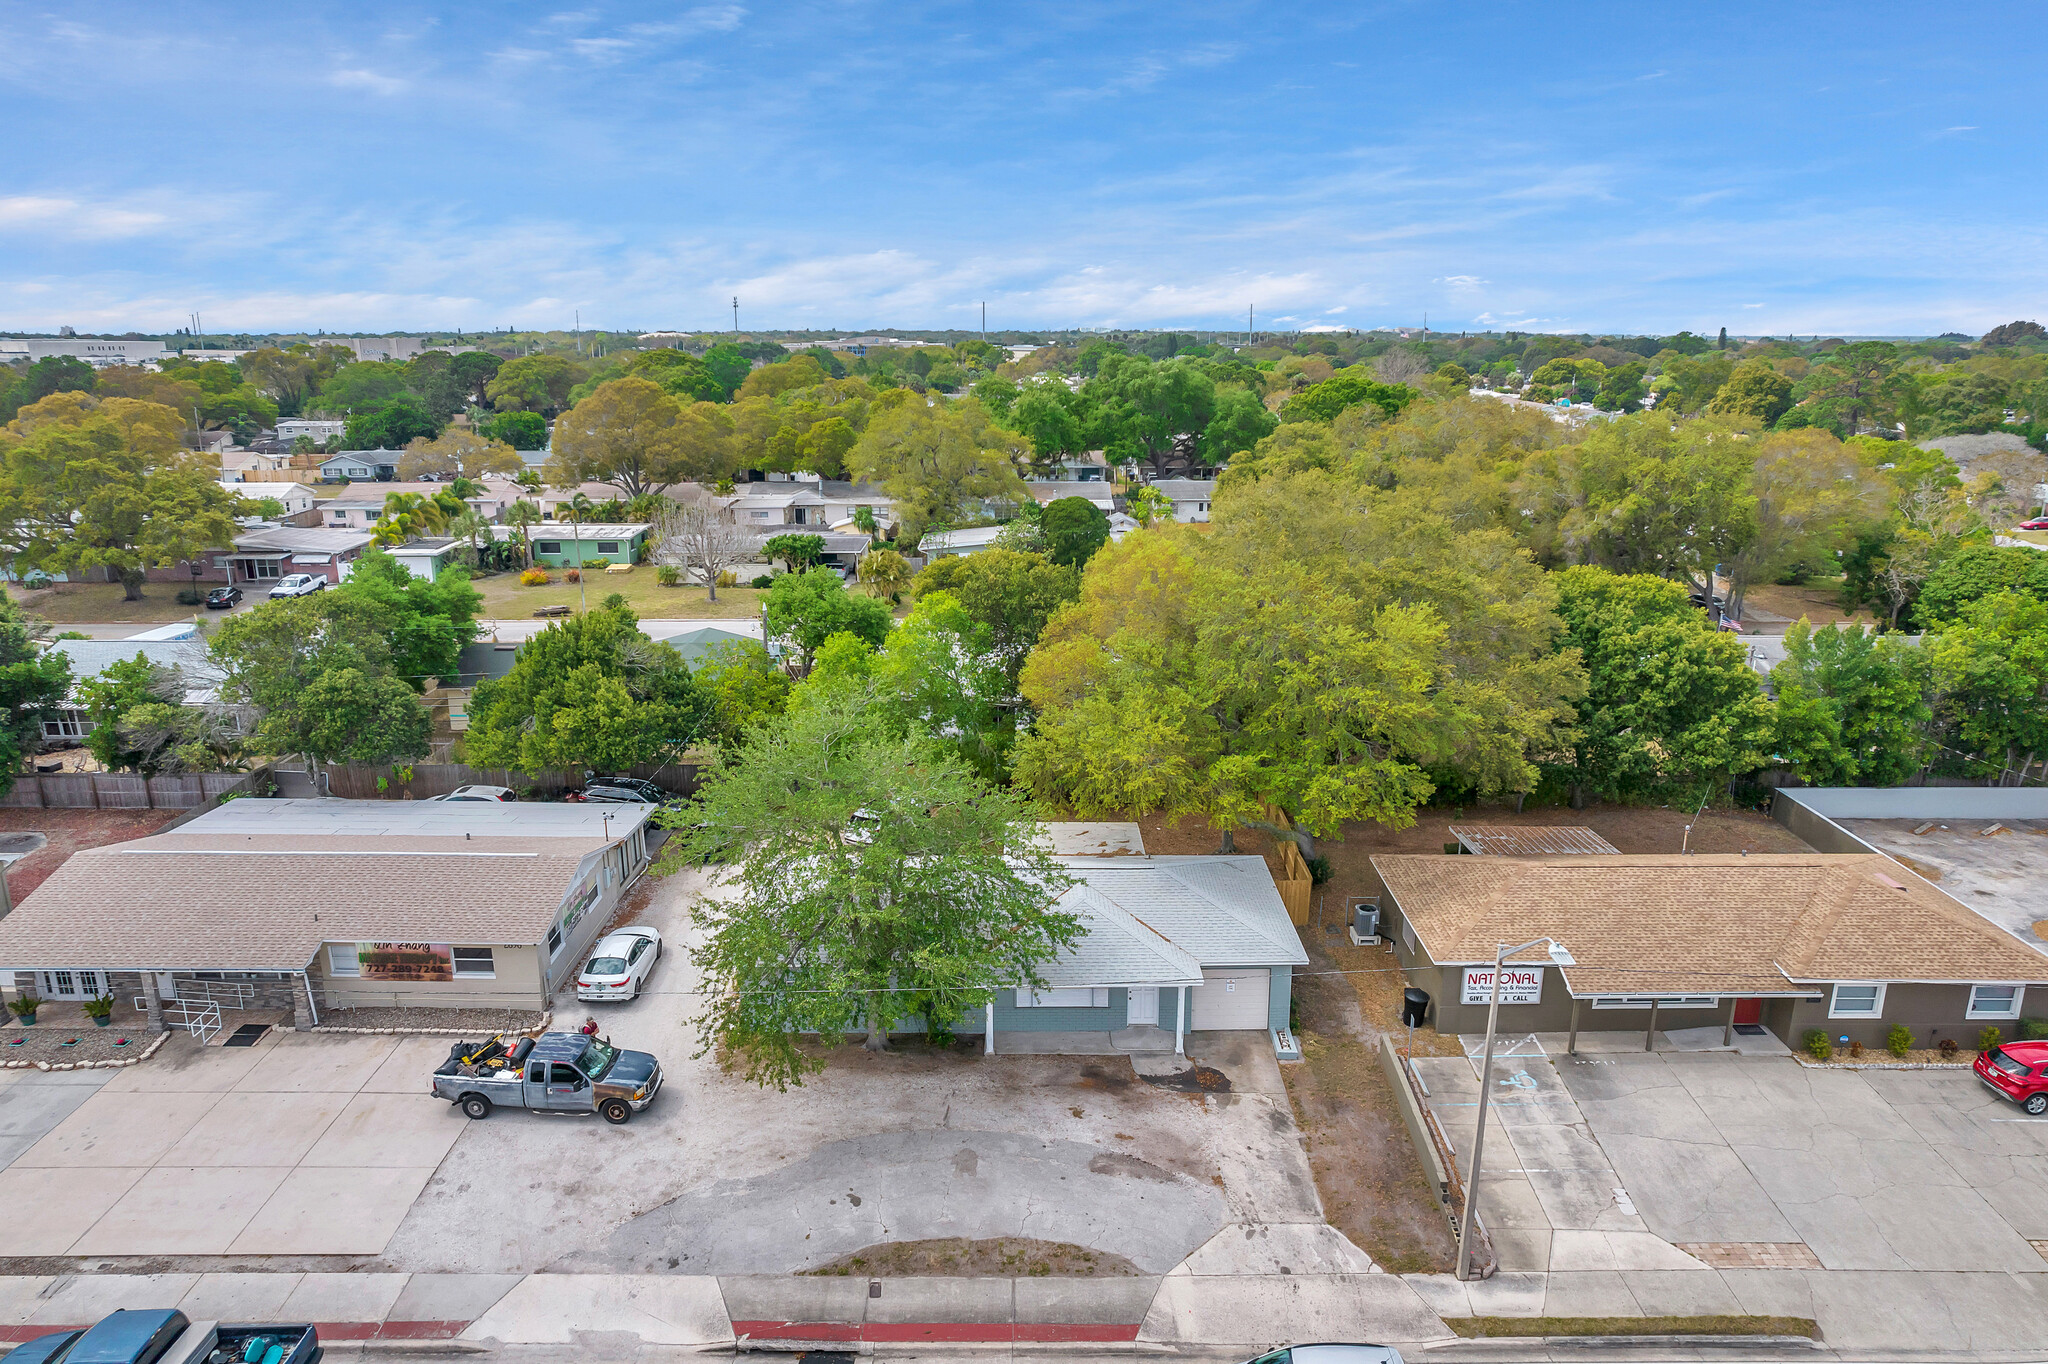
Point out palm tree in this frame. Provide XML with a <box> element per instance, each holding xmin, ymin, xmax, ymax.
<box><xmin>565</xmin><ymin>491</ymin><xmax>596</xmax><ymax>613</ymax></box>
<box><xmin>505</xmin><ymin>499</ymin><xmax>543</xmax><ymax>567</ymax></box>
<box><xmin>448</xmin><ymin>508</ymin><xmax>490</xmax><ymax>570</ymax></box>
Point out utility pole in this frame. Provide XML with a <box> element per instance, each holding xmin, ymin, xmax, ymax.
<box><xmin>574</xmin><ymin>310</ymin><xmax>581</xmax><ymax>355</ymax></box>
<box><xmin>1247</xmin><ymin>305</ymin><xmax>1254</xmax><ymax>348</ymax></box>
<box><xmin>732</xmin><ymin>297</ymin><xmax>739</xmax><ymax>333</ymax></box>
<box><xmin>981</xmin><ymin>301</ymin><xmax>986</xmax><ymax>341</ymax></box>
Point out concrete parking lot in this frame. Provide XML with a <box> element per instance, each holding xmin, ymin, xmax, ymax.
<box><xmin>1417</xmin><ymin>1032</ymin><xmax>2048</xmax><ymax>1278</ymax></box>
<box><xmin>0</xmin><ymin>864</ymin><xmax>1336</xmax><ymax>1277</ymax></box>
<box><xmin>0</xmin><ymin>1029</ymin><xmax>459</xmax><ymax>1257</ymax></box>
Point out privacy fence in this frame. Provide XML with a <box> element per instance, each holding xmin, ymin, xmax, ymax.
<box><xmin>314</xmin><ymin>762</ymin><xmax>703</xmax><ymax>802</ymax></box>
<box><xmin>0</xmin><ymin>771</ymin><xmax>258</xmax><ymax>811</ymax></box>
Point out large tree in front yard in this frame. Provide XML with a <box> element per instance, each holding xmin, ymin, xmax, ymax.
<box><xmin>0</xmin><ymin>393</ymin><xmax>246</xmax><ymax>600</ymax></box>
<box><xmin>661</xmin><ymin>691</ymin><xmax>1080</xmax><ymax>1089</ymax></box>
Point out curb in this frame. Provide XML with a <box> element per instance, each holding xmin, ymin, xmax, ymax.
<box><xmin>1791</xmin><ymin>1056</ymin><xmax>1973</xmax><ymax>1071</ymax></box>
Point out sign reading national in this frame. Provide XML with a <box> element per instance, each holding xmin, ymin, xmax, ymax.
<box><xmin>1461</xmin><ymin>965</ymin><xmax>1544</xmax><ymax>1006</ymax></box>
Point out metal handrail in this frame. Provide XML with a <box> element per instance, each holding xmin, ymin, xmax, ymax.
<box><xmin>161</xmin><ymin>999</ymin><xmax>223</xmax><ymax>1045</ymax></box>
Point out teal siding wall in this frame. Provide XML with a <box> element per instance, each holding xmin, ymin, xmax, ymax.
<box><xmin>1267</xmin><ymin>965</ymin><xmax>1292</xmax><ymax>1032</ymax></box>
<box><xmin>957</xmin><ymin>989</ymin><xmax>1129</xmax><ymax>1033</ymax></box>
<box><xmin>528</xmin><ymin>531</ymin><xmax>648</xmax><ymax>567</ymax></box>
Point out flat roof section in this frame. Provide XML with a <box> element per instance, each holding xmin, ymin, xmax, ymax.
<box><xmin>1449</xmin><ymin>825</ymin><xmax>1620</xmax><ymax>856</ymax></box>
<box><xmin>181</xmin><ymin>796</ymin><xmax>651</xmax><ymax>850</ymax></box>
<box><xmin>1835</xmin><ymin>817</ymin><xmax>2048</xmax><ymax>947</ymax></box>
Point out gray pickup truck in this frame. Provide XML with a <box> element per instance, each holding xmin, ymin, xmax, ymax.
<box><xmin>432</xmin><ymin>1032</ymin><xmax>663</xmax><ymax>1124</ymax></box>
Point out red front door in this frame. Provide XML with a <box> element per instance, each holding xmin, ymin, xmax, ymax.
<box><xmin>1733</xmin><ymin>998</ymin><xmax>1764</xmax><ymax>1026</ymax></box>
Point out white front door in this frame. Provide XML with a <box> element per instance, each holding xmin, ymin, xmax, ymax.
<box><xmin>1126</xmin><ymin>986</ymin><xmax>1159</xmax><ymax>1027</ymax></box>
<box><xmin>36</xmin><ymin>969</ymin><xmax>107</xmax><ymax>1000</ymax></box>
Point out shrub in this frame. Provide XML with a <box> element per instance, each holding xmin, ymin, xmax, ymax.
<box><xmin>519</xmin><ymin>567</ymin><xmax>550</xmax><ymax>586</ymax></box>
<box><xmin>175</xmin><ymin>587</ymin><xmax>205</xmax><ymax>605</ymax></box>
<box><xmin>1802</xmin><ymin>1029</ymin><xmax>1832</xmax><ymax>1061</ymax></box>
<box><xmin>1887</xmin><ymin>1023</ymin><xmax>1913</xmax><ymax>1057</ymax></box>
<box><xmin>715</xmin><ymin>569</ymin><xmax>739</xmax><ymax>588</ymax></box>
<box><xmin>2019</xmin><ymin>1018</ymin><xmax>2048</xmax><ymax>1041</ymax></box>
<box><xmin>19</xmin><ymin>570</ymin><xmax>51</xmax><ymax>590</ymax></box>
<box><xmin>750</xmin><ymin>574</ymin><xmax>773</xmax><ymax>589</ymax></box>
<box><xmin>6</xmin><ymin>994</ymin><xmax>41</xmax><ymax>1018</ymax></box>
<box><xmin>1939</xmin><ymin>1037</ymin><xmax>1960</xmax><ymax>1058</ymax></box>
<box><xmin>565</xmin><ymin>568</ymin><xmax>581</xmax><ymax>583</ymax></box>
<box><xmin>1305</xmin><ymin>854</ymin><xmax>1333</xmax><ymax>886</ymax></box>
<box><xmin>655</xmin><ymin>564</ymin><xmax>681</xmax><ymax>587</ymax></box>
<box><xmin>1978</xmin><ymin>1025</ymin><xmax>2004</xmax><ymax>1053</ymax></box>
<box><xmin>602</xmin><ymin>593</ymin><xmax>627</xmax><ymax>610</ymax></box>
<box><xmin>585</xmin><ymin>557</ymin><xmax>611</xmax><ymax>570</ymax></box>
<box><xmin>81</xmin><ymin>994</ymin><xmax>115</xmax><ymax>1019</ymax></box>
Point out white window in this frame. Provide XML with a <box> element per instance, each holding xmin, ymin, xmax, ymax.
<box><xmin>326</xmin><ymin>944</ymin><xmax>360</xmax><ymax>977</ymax></box>
<box><xmin>1014</xmin><ymin>987</ymin><xmax>1110</xmax><ymax>1008</ymax></box>
<box><xmin>1969</xmin><ymin>984</ymin><xmax>2025</xmax><ymax>1020</ymax></box>
<box><xmin>1829</xmin><ymin>982</ymin><xmax>1886</xmax><ymax>1018</ymax></box>
<box><xmin>1590</xmin><ymin>995</ymin><xmax>1721</xmax><ymax>1010</ymax></box>
<box><xmin>452</xmin><ymin>947</ymin><xmax>495</xmax><ymax>979</ymax></box>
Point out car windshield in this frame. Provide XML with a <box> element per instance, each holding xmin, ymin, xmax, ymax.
<box><xmin>586</xmin><ymin>956</ymin><xmax>627</xmax><ymax>975</ymax></box>
<box><xmin>581</xmin><ymin>1037</ymin><xmax>618</xmax><ymax>1080</ymax></box>
<box><xmin>1992</xmin><ymin>1049</ymin><xmax>2030</xmax><ymax>1077</ymax></box>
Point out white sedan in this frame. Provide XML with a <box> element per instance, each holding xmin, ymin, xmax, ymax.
<box><xmin>427</xmin><ymin>785</ymin><xmax>518</xmax><ymax>802</ymax></box>
<box><xmin>576</xmin><ymin>927</ymin><xmax>663</xmax><ymax>1002</ymax></box>
<box><xmin>268</xmin><ymin>573</ymin><xmax>327</xmax><ymax>599</ymax></box>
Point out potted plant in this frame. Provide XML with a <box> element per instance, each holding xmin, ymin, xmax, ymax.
<box><xmin>82</xmin><ymin>995</ymin><xmax>116</xmax><ymax>1027</ymax></box>
<box><xmin>7</xmin><ymin>994</ymin><xmax>42</xmax><ymax>1027</ymax></box>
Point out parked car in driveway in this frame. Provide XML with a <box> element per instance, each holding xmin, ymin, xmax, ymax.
<box><xmin>1976</xmin><ymin>1040</ymin><xmax>2048</xmax><ymax>1114</ymax></box>
<box><xmin>571</xmin><ymin>774</ymin><xmax>671</xmax><ymax>804</ymax></box>
<box><xmin>427</xmin><ymin>784</ymin><xmax>518</xmax><ymax>802</ymax></box>
<box><xmin>203</xmin><ymin>585</ymin><xmax>242</xmax><ymax>609</ymax></box>
<box><xmin>268</xmin><ymin>573</ymin><xmax>326</xmax><ymax>599</ymax></box>
<box><xmin>578</xmin><ymin>926</ymin><xmax>663</xmax><ymax>1001</ymax></box>
<box><xmin>432</xmin><ymin>1031</ymin><xmax>663</xmax><ymax>1124</ymax></box>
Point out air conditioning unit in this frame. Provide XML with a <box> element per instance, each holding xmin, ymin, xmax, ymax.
<box><xmin>1349</xmin><ymin>898</ymin><xmax>1381</xmax><ymax>947</ymax></box>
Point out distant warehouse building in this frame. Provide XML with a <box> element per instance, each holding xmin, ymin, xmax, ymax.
<box><xmin>0</xmin><ymin>798</ymin><xmax>655</xmax><ymax>1031</ymax></box>
<box><xmin>0</xmin><ymin>337</ymin><xmax>170</xmax><ymax>368</ymax></box>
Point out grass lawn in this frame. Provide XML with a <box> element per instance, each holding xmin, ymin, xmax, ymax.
<box><xmin>6</xmin><ymin>581</ymin><xmax>203</xmax><ymax>624</ymax></box>
<box><xmin>2007</xmin><ymin>529</ymin><xmax>2048</xmax><ymax>547</ymax></box>
<box><xmin>470</xmin><ymin>569</ymin><xmax>768</xmax><ymax>620</ymax></box>
<box><xmin>1447</xmin><ymin>1315</ymin><xmax>1819</xmax><ymax>1340</ymax></box>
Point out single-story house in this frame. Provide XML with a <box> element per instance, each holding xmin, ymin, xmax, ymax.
<box><xmin>960</xmin><ymin>823</ymin><xmax>1308</xmax><ymax>1057</ymax></box>
<box><xmin>920</xmin><ymin>525</ymin><xmax>1005</xmax><ymax>559</ymax></box>
<box><xmin>725</xmin><ymin>476</ymin><xmax>895</xmax><ymax>534</ymax></box>
<box><xmin>388</xmin><ymin>537</ymin><xmax>465</xmax><ymax>581</ymax></box>
<box><xmin>228</xmin><ymin>526</ymin><xmax>374</xmax><ymax>586</ymax></box>
<box><xmin>0</xmin><ymin>798</ymin><xmax>655</xmax><ymax>1030</ymax></box>
<box><xmin>317</xmin><ymin>450</ymin><xmax>401</xmax><ymax>482</ymax></box>
<box><xmin>37</xmin><ymin>639</ymin><xmax>246</xmax><ymax>747</ymax></box>
<box><xmin>1375</xmin><ymin>851</ymin><xmax>2048</xmax><ymax>1050</ymax></box>
<box><xmin>1145</xmin><ymin>478</ymin><xmax>1218</xmax><ymax>523</ymax></box>
<box><xmin>1025</xmin><ymin>481</ymin><xmax>1120</xmax><ymax>512</ymax></box>
<box><xmin>491</xmin><ymin>522</ymin><xmax>651</xmax><ymax>568</ymax></box>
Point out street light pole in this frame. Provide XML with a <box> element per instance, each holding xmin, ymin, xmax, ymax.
<box><xmin>1456</xmin><ymin>935</ymin><xmax>1574</xmax><ymax>1282</ymax></box>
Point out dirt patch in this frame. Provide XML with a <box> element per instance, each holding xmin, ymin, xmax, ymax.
<box><xmin>1139</xmin><ymin>1064</ymin><xmax>1232</xmax><ymax>1094</ymax></box>
<box><xmin>0</xmin><ymin>806</ymin><xmax>183</xmax><ymax>902</ymax></box>
<box><xmin>1740</xmin><ymin>578</ymin><xmax>1874</xmax><ymax>630</ymax></box>
<box><xmin>1086</xmin><ymin>1151</ymin><xmax>1179</xmax><ymax>1183</ymax></box>
<box><xmin>802</xmin><ymin>1236</ymin><xmax>1144</xmax><ymax>1278</ymax></box>
<box><xmin>1448</xmin><ymin>1314</ymin><xmax>1819</xmax><ymax>1340</ymax></box>
<box><xmin>1075</xmin><ymin>1061</ymin><xmax>1135</xmax><ymax>1091</ymax></box>
<box><xmin>3</xmin><ymin>1000</ymin><xmax>158</xmax><ymax>1065</ymax></box>
<box><xmin>1282</xmin><ymin>926</ymin><xmax>1457</xmax><ymax>1275</ymax></box>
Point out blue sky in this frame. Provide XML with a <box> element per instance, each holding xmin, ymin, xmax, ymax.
<box><xmin>1</xmin><ymin>3</ymin><xmax>2040</xmax><ymax>337</ymax></box>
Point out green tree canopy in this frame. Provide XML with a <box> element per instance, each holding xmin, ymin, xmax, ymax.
<box><xmin>659</xmin><ymin>689</ymin><xmax>1081</xmax><ymax>1087</ymax></box>
<box><xmin>481</xmin><ymin>410</ymin><xmax>547</xmax><ymax>450</ymax></box>
<box><xmin>763</xmin><ymin>567</ymin><xmax>893</xmax><ymax>675</ymax></box>
<box><xmin>486</xmin><ymin>354</ymin><xmax>585</xmax><ymax>416</ymax></box>
<box><xmin>0</xmin><ymin>593</ymin><xmax>70</xmax><ymax>791</ymax></box>
<box><xmin>1769</xmin><ymin>621</ymin><xmax>1929</xmax><ymax>787</ymax></box>
<box><xmin>1277</xmin><ymin>368</ymin><xmax>1417</xmax><ymax>425</ymax></box>
<box><xmin>329</xmin><ymin>548</ymin><xmax>484</xmax><ymax>688</ymax></box>
<box><xmin>209</xmin><ymin>593</ymin><xmax>426</xmax><ymax>768</ymax></box>
<box><xmin>693</xmin><ymin>638</ymin><xmax>791</xmax><ymax>747</ymax></box>
<box><xmin>463</xmin><ymin>604</ymin><xmax>711</xmax><ymax>772</ymax></box>
<box><xmin>761</xmin><ymin>533</ymin><xmax>827</xmax><ymax>570</ymax></box>
<box><xmin>847</xmin><ymin>396</ymin><xmax>1031</xmax><ymax>542</ymax></box>
<box><xmin>1039</xmin><ymin>496</ymin><xmax>1111</xmax><ymax>568</ymax></box>
<box><xmin>913</xmin><ymin>547</ymin><xmax>1079</xmax><ymax>687</ymax></box>
<box><xmin>1548</xmin><ymin>565</ymin><xmax>1775</xmax><ymax>803</ymax></box>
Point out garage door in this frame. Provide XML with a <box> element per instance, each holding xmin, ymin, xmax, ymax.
<box><xmin>1191</xmin><ymin>968</ymin><xmax>1270</xmax><ymax>1031</ymax></box>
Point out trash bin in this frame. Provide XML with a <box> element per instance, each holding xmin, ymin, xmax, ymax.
<box><xmin>1401</xmin><ymin>988</ymin><xmax>1430</xmax><ymax>1028</ymax></box>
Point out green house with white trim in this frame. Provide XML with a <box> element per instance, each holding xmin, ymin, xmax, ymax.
<box><xmin>494</xmin><ymin>522</ymin><xmax>652</xmax><ymax>568</ymax></box>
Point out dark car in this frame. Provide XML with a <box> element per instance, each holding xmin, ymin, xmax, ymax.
<box><xmin>1976</xmin><ymin>1040</ymin><xmax>2048</xmax><ymax>1114</ymax></box>
<box><xmin>3</xmin><ymin>1309</ymin><xmax>320</xmax><ymax>1364</ymax></box>
<box><xmin>574</xmin><ymin>774</ymin><xmax>671</xmax><ymax>804</ymax></box>
<box><xmin>204</xmin><ymin>585</ymin><xmax>242</xmax><ymax>609</ymax></box>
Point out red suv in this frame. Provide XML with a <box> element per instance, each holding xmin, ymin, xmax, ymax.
<box><xmin>1976</xmin><ymin>1041</ymin><xmax>2048</xmax><ymax>1114</ymax></box>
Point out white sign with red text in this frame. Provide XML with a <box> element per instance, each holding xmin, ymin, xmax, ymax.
<box><xmin>1462</xmin><ymin>966</ymin><xmax>1544</xmax><ymax>1006</ymax></box>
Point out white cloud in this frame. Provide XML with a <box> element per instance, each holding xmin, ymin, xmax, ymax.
<box><xmin>1435</xmin><ymin>275</ymin><xmax>1488</xmax><ymax>290</ymax></box>
<box><xmin>1742</xmin><ymin>302</ymin><xmax>1766</xmax><ymax>308</ymax></box>
<box><xmin>329</xmin><ymin>68</ymin><xmax>405</xmax><ymax>95</ymax></box>
<box><xmin>0</xmin><ymin>195</ymin><xmax>168</xmax><ymax>239</ymax></box>
<box><xmin>1324</xmin><ymin>305</ymin><xmax>1348</xmax><ymax>314</ymax></box>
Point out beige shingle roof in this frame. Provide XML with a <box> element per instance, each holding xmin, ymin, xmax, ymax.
<box><xmin>1374</xmin><ymin>852</ymin><xmax>2048</xmax><ymax>996</ymax></box>
<box><xmin>0</xmin><ymin>844</ymin><xmax>586</xmax><ymax>972</ymax></box>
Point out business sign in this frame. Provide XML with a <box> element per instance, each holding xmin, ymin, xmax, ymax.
<box><xmin>1462</xmin><ymin>966</ymin><xmax>1544</xmax><ymax>1006</ymax></box>
<box><xmin>357</xmin><ymin>942</ymin><xmax>454</xmax><ymax>983</ymax></box>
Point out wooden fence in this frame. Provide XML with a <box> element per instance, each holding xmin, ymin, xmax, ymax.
<box><xmin>0</xmin><ymin>771</ymin><xmax>255</xmax><ymax>810</ymax></box>
<box><xmin>319</xmin><ymin>761</ymin><xmax>702</xmax><ymax>802</ymax></box>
